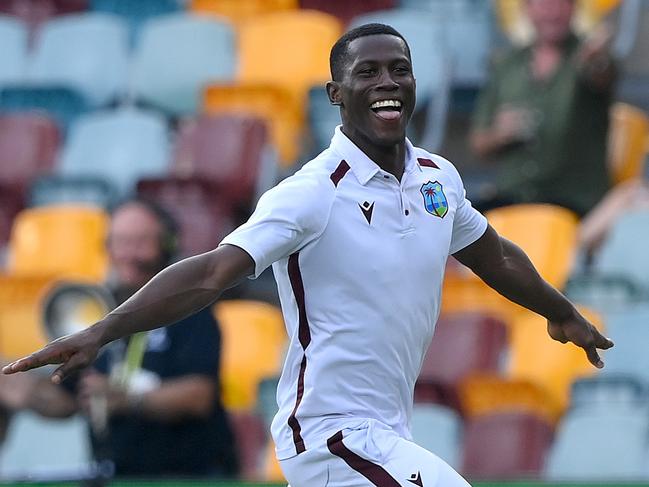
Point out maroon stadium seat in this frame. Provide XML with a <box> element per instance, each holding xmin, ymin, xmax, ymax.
<box><xmin>0</xmin><ymin>0</ymin><xmax>88</xmax><ymax>33</ymax></box>
<box><xmin>0</xmin><ymin>186</ymin><xmax>23</xmax><ymax>246</ymax></box>
<box><xmin>229</xmin><ymin>410</ymin><xmax>267</xmax><ymax>480</ymax></box>
<box><xmin>299</xmin><ymin>0</ymin><xmax>396</xmax><ymax>26</ymax></box>
<box><xmin>414</xmin><ymin>312</ymin><xmax>507</xmax><ymax>410</ymax></box>
<box><xmin>136</xmin><ymin>177</ymin><xmax>234</xmax><ymax>258</ymax></box>
<box><xmin>461</xmin><ymin>411</ymin><xmax>553</xmax><ymax>480</ymax></box>
<box><xmin>0</xmin><ymin>113</ymin><xmax>60</xmax><ymax>193</ymax></box>
<box><xmin>172</xmin><ymin>114</ymin><xmax>269</xmax><ymax>212</ymax></box>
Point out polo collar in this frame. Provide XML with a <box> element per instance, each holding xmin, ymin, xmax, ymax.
<box><xmin>329</xmin><ymin>126</ymin><xmax>419</xmax><ymax>186</ymax></box>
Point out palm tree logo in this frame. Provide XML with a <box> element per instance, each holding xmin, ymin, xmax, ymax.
<box><xmin>420</xmin><ymin>181</ymin><xmax>448</xmax><ymax>218</ymax></box>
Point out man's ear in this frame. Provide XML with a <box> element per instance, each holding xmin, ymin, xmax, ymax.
<box><xmin>326</xmin><ymin>81</ymin><xmax>342</xmax><ymax>106</ymax></box>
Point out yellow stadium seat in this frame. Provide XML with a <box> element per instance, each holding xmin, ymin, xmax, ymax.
<box><xmin>190</xmin><ymin>0</ymin><xmax>297</xmax><ymax>22</ymax></box>
<box><xmin>485</xmin><ymin>204</ymin><xmax>579</xmax><ymax>289</ymax></box>
<box><xmin>441</xmin><ymin>271</ymin><xmax>521</xmax><ymax>325</ymax></box>
<box><xmin>459</xmin><ymin>373</ymin><xmax>559</xmax><ymax>424</ymax></box>
<box><xmin>507</xmin><ymin>307</ymin><xmax>605</xmax><ymax>414</ymax></box>
<box><xmin>0</xmin><ymin>275</ymin><xmax>55</xmax><ymax>358</ymax></box>
<box><xmin>608</xmin><ymin>102</ymin><xmax>649</xmax><ymax>185</ymax></box>
<box><xmin>7</xmin><ymin>206</ymin><xmax>109</xmax><ymax>282</ymax></box>
<box><xmin>214</xmin><ymin>300</ymin><xmax>287</xmax><ymax>411</ymax></box>
<box><xmin>236</xmin><ymin>10</ymin><xmax>342</xmax><ymax>105</ymax></box>
<box><xmin>203</xmin><ymin>82</ymin><xmax>303</xmax><ymax>166</ymax></box>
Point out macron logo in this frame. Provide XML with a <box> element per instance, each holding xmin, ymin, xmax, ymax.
<box><xmin>358</xmin><ymin>201</ymin><xmax>374</xmax><ymax>224</ymax></box>
<box><xmin>407</xmin><ymin>471</ymin><xmax>423</xmax><ymax>487</ymax></box>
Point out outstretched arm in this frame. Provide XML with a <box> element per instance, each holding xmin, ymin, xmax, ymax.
<box><xmin>2</xmin><ymin>244</ymin><xmax>254</xmax><ymax>382</ymax></box>
<box><xmin>453</xmin><ymin>225</ymin><xmax>613</xmax><ymax>367</ymax></box>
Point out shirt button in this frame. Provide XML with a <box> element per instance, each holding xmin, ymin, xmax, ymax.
<box><xmin>384</xmin><ymin>175</ymin><xmax>390</xmax><ymax>179</ymax></box>
<box><xmin>405</xmin><ymin>209</ymin><xmax>410</xmax><ymax>216</ymax></box>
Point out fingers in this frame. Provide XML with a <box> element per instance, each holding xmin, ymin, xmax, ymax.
<box><xmin>594</xmin><ymin>331</ymin><xmax>614</xmax><ymax>350</ymax></box>
<box><xmin>2</xmin><ymin>349</ymin><xmax>64</xmax><ymax>375</ymax></box>
<box><xmin>584</xmin><ymin>346</ymin><xmax>604</xmax><ymax>369</ymax></box>
<box><xmin>51</xmin><ymin>353</ymin><xmax>89</xmax><ymax>384</ymax></box>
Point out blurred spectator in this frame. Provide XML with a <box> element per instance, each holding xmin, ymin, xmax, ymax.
<box><xmin>0</xmin><ymin>199</ymin><xmax>238</xmax><ymax>478</ymax></box>
<box><xmin>470</xmin><ymin>0</ymin><xmax>616</xmax><ymax>216</ymax></box>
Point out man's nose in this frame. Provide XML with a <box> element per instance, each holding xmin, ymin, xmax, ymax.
<box><xmin>376</xmin><ymin>68</ymin><xmax>399</xmax><ymax>90</ymax></box>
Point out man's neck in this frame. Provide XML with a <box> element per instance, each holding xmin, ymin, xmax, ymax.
<box><xmin>341</xmin><ymin>127</ymin><xmax>407</xmax><ymax>181</ymax></box>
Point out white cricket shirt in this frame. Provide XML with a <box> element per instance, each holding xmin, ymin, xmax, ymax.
<box><xmin>220</xmin><ymin>127</ymin><xmax>487</xmax><ymax>459</ymax></box>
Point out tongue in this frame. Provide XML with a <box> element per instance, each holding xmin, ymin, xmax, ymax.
<box><xmin>375</xmin><ymin>109</ymin><xmax>400</xmax><ymax>121</ymax></box>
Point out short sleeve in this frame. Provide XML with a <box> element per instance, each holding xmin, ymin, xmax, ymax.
<box><xmin>220</xmin><ymin>172</ymin><xmax>332</xmax><ymax>278</ymax></box>
<box><xmin>449</xmin><ymin>185</ymin><xmax>488</xmax><ymax>255</ymax></box>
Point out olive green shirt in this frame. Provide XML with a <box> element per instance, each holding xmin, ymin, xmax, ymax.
<box><xmin>473</xmin><ymin>34</ymin><xmax>613</xmax><ymax>216</ymax></box>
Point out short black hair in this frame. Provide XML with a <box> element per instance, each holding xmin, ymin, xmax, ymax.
<box><xmin>329</xmin><ymin>23</ymin><xmax>411</xmax><ymax>81</ymax></box>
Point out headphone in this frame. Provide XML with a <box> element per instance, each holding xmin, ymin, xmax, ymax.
<box><xmin>107</xmin><ymin>197</ymin><xmax>180</xmax><ymax>268</ymax></box>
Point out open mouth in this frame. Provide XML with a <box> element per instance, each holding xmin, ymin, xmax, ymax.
<box><xmin>370</xmin><ymin>99</ymin><xmax>402</xmax><ymax>121</ymax></box>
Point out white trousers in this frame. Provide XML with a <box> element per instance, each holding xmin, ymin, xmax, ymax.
<box><xmin>279</xmin><ymin>419</ymin><xmax>471</xmax><ymax>487</ymax></box>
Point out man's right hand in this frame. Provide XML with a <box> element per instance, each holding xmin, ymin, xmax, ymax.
<box><xmin>1</xmin><ymin>326</ymin><xmax>103</xmax><ymax>384</ymax></box>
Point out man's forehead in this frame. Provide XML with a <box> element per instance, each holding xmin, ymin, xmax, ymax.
<box><xmin>346</xmin><ymin>34</ymin><xmax>409</xmax><ymax>63</ymax></box>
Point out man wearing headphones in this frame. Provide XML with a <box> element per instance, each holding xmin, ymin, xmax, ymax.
<box><xmin>0</xmin><ymin>199</ymin><xmax>238</xmax><ymax>477</ymax></box>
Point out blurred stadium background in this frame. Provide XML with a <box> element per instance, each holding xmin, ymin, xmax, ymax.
<box><xmin>0</xmin><ymin>0</ymin><xmax>648</xmax><ymax>485</ymax></box>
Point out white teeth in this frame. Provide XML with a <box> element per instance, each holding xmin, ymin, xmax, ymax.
<box><xmin>370</xmin><ymin>100</ymin><xmax>402</xmax><ymax>109</ymax></box>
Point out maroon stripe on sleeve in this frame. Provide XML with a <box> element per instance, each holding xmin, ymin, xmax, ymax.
<box><xmin>330</xmin><ymin>159</ymin><xmax>350</xmax><ymax>187</ymax></box>
<box><xmin>287</xmin><ymin>252</ymin><xmax>311</xmax><ymax>454</ymax></box>
<box><xmin>288</xmin><ymin>252</ymin><xmax>311</xmax><ymax>349</ymax></box>
<box><xmin>287</xmin><ymin>354</ymin><xmax>307</xmax><ymax>454</ymax></box>
<box><xmin>327</xmin><ymin>431</ymin><xmax>401</xmax><ymax>486</ymax></box>
<box><xmin>417</xmin><ymin>157</ymin><xmax>439</xmax><ymax>169</ymax></box>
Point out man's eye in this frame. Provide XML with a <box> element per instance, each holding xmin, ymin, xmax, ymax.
<box><xmin>358</xmin><ymin>69</ymin><xmax>375</xmax><ymax>76</ymax></box>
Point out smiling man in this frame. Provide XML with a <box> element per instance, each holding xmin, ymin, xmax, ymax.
<box><xmin>3</xmin><ymin>24</ymin><xmax>612</xmax><ymax>487</ymax></box>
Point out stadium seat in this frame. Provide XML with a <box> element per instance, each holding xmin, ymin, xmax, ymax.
<box><xmin>190</xmin><ymin>0</ymin><xmax>297</xmax><ymax>22</ymax></box>
<box><xmin>7</xmin><ymin>205</ymin><xmax>109</xmax><ymax>281</ymax></box>
<box><xmin>411</xmin><ymin>403</ymin><xmax>463</xmax><ymax>469</ymax></box>
<box><xmin>90</xmin><ymin>0</ymin><xmax>180</xmax><ymax>41</ymax></box>
<box><xmin>570</xmin><ymin>375</ymin><xmax>647</xmax><ymax>412</ymax></box>
<box><xmin>136</xmin><ymin>177</ymin><xmax>234</xmax><ymax>257</ymax></box>
<box><xmin>486</xmin><ymin>204</ymin><xmax>579</xmax><ymax>289</ymax></box>
<box><xmin>236</xmin><ymin>10</ymin><xmax>342</xmax><ymax>106</ymax></box>
<box><xmin>598</xmin><ymin>304</ymin><xmax>649</xmax><ymax>381</ymax></box>
<box><xmin>461</xmin><ymin>411</ymin><xmax>554</xmax><ymax>480</ymax></box>
<box><xmin>59</xmin><ymin>107</ymin><xmax>170</xmax><ymax>196</ymax></box>
<box><xmin>348</xmin><ymin>9</ymin><xmax>450</xmax><ymax>150</ymax></box>
<box><xmin>300</xmin><ymin>0</ymin><xmax>396</xmax><ymax>26</ymax></box>
<box><xmin>172</xmin><ymin>114</ymin><xmax>271</xmax><ymax>210</ymax></box>
<box><xmin>256</xmin><ymin>376</ymin><xmax>280</xmax><ymax>431</ymax></box>
<box><xmin>0</xmin><ymin>411</ymin><xmax>91</xmax><ymax>478</ymax></box>
<box><xmin>459</xmin><ymin>374</ymin><xmax>559</xmax><ymax>424</ymax></box>
<box><xmin>229</xmin><ymin>411</ymin><xmax>268</xmax><ymax>480</ymax></box>
<box><xmin>29</xmin><ymin>174</ymin><xmax>117</xmax><ymax>209</ymax></box>
<box><xmin>132</xmin><ymin>13</ymin><xmax>236</xmax><ymax>115</ymax></box>
<box><xmin>595</xmin><ymin>209</ymin><xmax>649</xmax><ymax>291</ymax></box>
<box><xmin>28</xmin><ymin>13</ymin><xmax>129</xmax><ymax>107</ymax></box>
<box><xmin>545</xmin><ymin>407</ymin><xmax>649</xmax><ymax>481</ymax></box>
<box><xmin>507</xmin><ymin>309</ymin><xmax>604</xmax><ymax>414</ymax></box>
<box><xmin>213</xmin><ymin>300</ymin><xmax>287</xmax><ymax>411</ymax></box>
<box><xmin>0</xmin><ymin>15</ymin><xmax>28</xmax><ymax>87</ymax></box>
<box><xmin>0</xmin><ymin>85</ymin><xmax>87</xmax><ymax>132</ymax></box>
<box><xmin>608</xmin><ymin>102</ymin><xmax>649</xmax><ymax>185</ymax></box>
<box><xmin>203</xmin><ymin>83</ymin><xmax>302</xmax><ymax>167</ymax></box>
<box><xmin>0</xmin><ymin>187</ymin><xmax>23</xmax><ymax>247</ymax></box>
<box><xmin>565</xmin><ymin>273</ymin><xmax>643</xmax><ymax>313</ymax></box>
<box><xmin>0</xmin><ymin>0</ymin><xmax>88</xmax><ymax>32</ymax></box>
<box><xmin>397</xmin><ymin>1</ymin><xmax>493</xmax><ymax>86</ymax></box>
<box><xmin>0</xmin><ymin>113</ymin><xmax>60</xmax><ymax>192</ymax></box>
<box><xmin>261</xmin><ymin>438</ymin><xmax>285</xmax><ymax>482</ymax></box>
<box><xmin>0</xmin><ymin>275</ymin><xmax>56</xmax><ymax>358</ymax></box>
<box><xmin>415</xmin><ymin>312</ymin><xmax>507</xmax><ymax>411</ymax></box>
